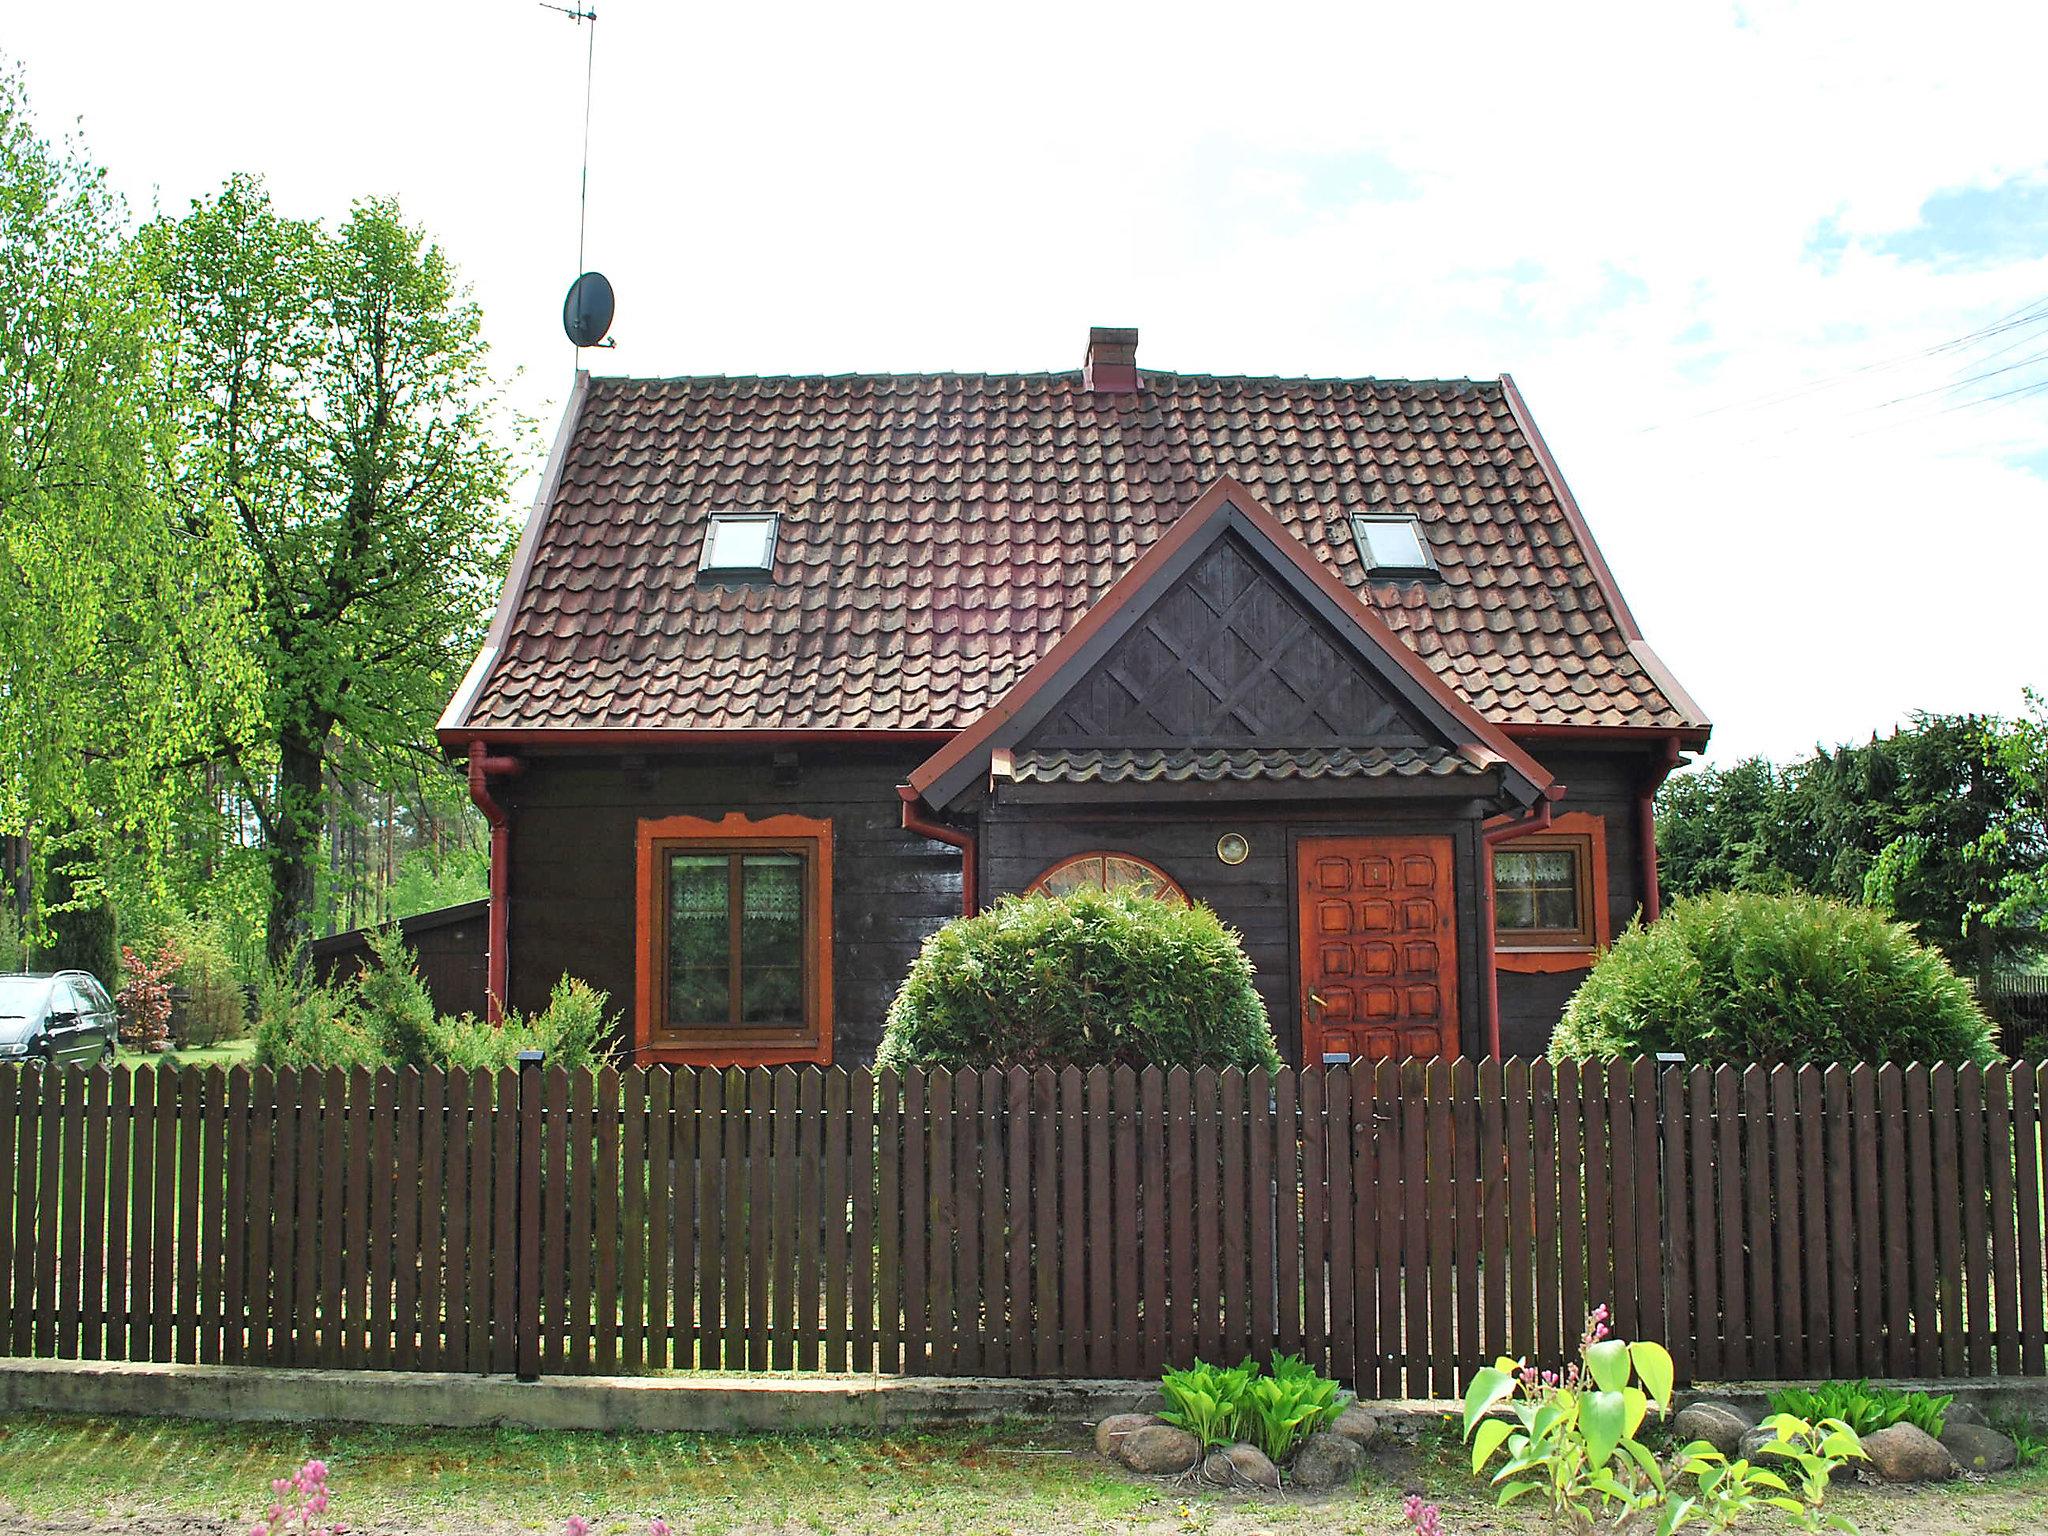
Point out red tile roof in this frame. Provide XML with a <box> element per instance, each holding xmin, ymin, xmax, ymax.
<box><xmin>444</xmin><ymin>365</ymin><xmax>1707</xmax><ymax>740</ymax></box>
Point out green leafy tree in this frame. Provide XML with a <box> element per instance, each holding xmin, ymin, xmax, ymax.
<box><xmin>1657</xmin><ymin>710</ymin><xmax>2048</xmax><ymax>988</ymax></box>
<box><xmin>145</xmin><ymin>177</ymin><xmax>518</xmax><ymax>965</ymax></box>
<box><xmin>0</xmin><ymin>64</ymin><xmax>256</xmax><ymax>953</ymax></box>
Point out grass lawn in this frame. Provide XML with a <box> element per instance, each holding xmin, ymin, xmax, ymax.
<box><xmin>116</xmin><ymin>1038</ymin><xmax>257</xmax><ymax>1070</ymax></box>
<box><xmin>1</xmin><ymin>1413</ymin><xmax>2047</xmax><ymax>1536</ymax></box>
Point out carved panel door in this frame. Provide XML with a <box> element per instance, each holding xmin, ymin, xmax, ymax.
<box><xmin>1297</xmin><ymin>835</ymin><xmax>1459</xmax><ymax>1063</ymax></box>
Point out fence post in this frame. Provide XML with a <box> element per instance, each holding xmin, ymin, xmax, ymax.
<box><xmin>515</xmin><ymin>1051</ymin><xmax>545</xmax><ymax>1382</ymax></box>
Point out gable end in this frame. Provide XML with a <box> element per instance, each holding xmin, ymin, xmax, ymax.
<box><xmin>1025</xmin><ymin>532</ymin><xmax>1435</xmax><ymax>751</ymax></box>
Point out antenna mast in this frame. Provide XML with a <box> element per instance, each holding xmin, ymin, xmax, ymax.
<box><xmin>540</xmin><ymin>2</ymin><xmax>599</xmax><ymax>290</ymax></box>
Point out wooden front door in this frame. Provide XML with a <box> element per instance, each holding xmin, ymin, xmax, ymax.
<box><xmin>1297</xmin><ymin>835</ymin><xmax>1459</xmax><ymax>1063</ymax></box>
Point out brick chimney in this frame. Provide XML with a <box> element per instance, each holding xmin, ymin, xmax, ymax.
<box><xmin>1083</xmin><ymin>326</ymin><xmax>1140</xmax><ymax>394</ymax></box>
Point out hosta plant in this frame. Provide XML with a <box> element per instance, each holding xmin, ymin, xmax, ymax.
<box><xmin>1242</xmin><ymin>1360</ymin><xmax>1347</xmax><ymax>1461</ymax></box>
<box><xmin>1159</xmin><ymin>1359</ymin><xmax>1256</xmax><ymax>1449</ymax></box>
<box><xmin>1768</xmin><ymin>1379</ymin><xmax>1949</xmax><ymax>1439</ymax></box>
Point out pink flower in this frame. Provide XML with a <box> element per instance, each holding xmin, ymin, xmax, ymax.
<box><xmin>1403</xmin><ymin>1493</ymin><xmax>1445</xmax><ymax>1536</ymax></box>
<box><xmin>651</xmin><ymin>1522</ymin><xmax>671</xmax><ymax>1536</ymax></box>
<box><xmin>565</xmin><ymin>1519</ymin><xmax>592</xmax><ymax>1536</ymax></box>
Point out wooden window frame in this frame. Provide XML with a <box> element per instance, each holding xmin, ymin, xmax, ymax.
<box><xmin>1026</xmin><ymin>850</ymin><xmax>1189</xmax><ymax>905</ymax></box>
<box><xmin>1494</xmin><ymin>811</ymin><xmax>1609</xmax><ymax>974</ymax></box>
<box><xmin>634</xmin><ymin>812</ymin><xmax>832</xmax><ymax>1066</ymax></box>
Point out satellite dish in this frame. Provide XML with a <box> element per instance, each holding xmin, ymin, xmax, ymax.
<box><xmin>563</xmin><ymin>271</ymin><xmax>615</xmax><ymax>348</ymax></box>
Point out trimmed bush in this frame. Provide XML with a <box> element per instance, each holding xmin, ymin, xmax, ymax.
<box><xmin>1550</xmin><ymin>890</ymin><xmax>1997</xmax><ymax>1065</ymax></box>
<box><xmin>877</xmin><ymin>887</ymin><xmax>1280</xmax><ymax>1072</ymax></box>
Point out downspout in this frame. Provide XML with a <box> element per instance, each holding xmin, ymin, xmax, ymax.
<box><xmin>1481</xmin><ymin>789</ymin><xmax>1562</xmax><ymax>1060</ymax></box>
<box><xmin>467</xmin><ymin>741</ymin><xmax>525</xmax><ymax>1023</ymax></box>
<box><xmin>1638</xmin><ymin>737</ymin><xmax>1683</xmax><ymax>924</ymax></box>
<box><xmin>898</xmin><ymin>784</ymin><xmax>978</xmax><ymax>918</ymax></box>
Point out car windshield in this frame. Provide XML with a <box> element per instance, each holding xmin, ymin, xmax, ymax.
<box><xmin>0</xmin><ymin>977</ymin><xmax>50</xmax><ymax>1018</ymax></box>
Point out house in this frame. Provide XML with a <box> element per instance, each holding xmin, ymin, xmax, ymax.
<box><xmin>436</xmin><ymin>329</ymin><xmax>1710</xmax><ymax>1067</ymax></box>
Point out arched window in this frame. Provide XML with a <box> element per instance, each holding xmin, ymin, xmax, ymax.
<box><xmin>1027</xmin><ymin>852</ymin><xmax>1188</xmax><ymax>906</ymax></box>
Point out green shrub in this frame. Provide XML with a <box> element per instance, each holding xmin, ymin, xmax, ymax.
<box><xmin>1551</xmin><ymin>890</ymin><xmax>1997</xmax><ymax>1065</ymax></box>
<box><xmin>877</xmin><ymin>888</ymin><xmax>1280</xmax><ymax>1072</ymax></box>
<box><xmin>355</xmin><ymin>924</ymin><xmax>438</xmax><ymax>1064</ymax></box>
<box><xmin>1767</xmin><ymin>1379</ymin><xmax>1950</xmax><ymax>1438</ymax></box>
<box><xmin>431</xmin><ymin>976</ymin><xmax>617</xmax><ymax>1072</ymax></box>
<box><xmin>0</xmin><ymin>903</ymin><xmax>25</xmax><ymax>971</ymax></box>
<box><xmin>166</xmin><ymin>918</ymin><xmax>249</xmax><ymax>1047</ymax></box>
<box><xmin>253</xmin><ymin>958</ymin><xmax>387</xmax><ymax>1070</ymax></box>
<box><xmin>253</xmin><ymin>933</ymin><xmax>620</xmax><ymax>1074</ymax></box>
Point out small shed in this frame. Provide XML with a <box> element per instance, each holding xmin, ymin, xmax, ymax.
<box><xmin>308</xmin><ymin>899</ymin><xmax>489</xmax><ymax>1021</ymax></box>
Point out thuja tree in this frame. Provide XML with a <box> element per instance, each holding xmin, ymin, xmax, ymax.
<box><xmin>145</xmin><ymin>177</ymin><xmax>517</xmax><ymax>965</ymax></box>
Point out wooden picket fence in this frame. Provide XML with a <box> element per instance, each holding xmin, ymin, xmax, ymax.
<box><xmin>3</xmin><ymin>1059</ymin><xmax>2045</xmax><ymax>1393</ymax></box>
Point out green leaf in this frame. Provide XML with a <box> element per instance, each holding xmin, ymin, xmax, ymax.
<box><xmin>1628</xmin><ymin>1340</ymin><xmax>1676</xmax><ymax>1407</ymax></box>
<box><xmin>1586</xmin><ymin>1338</ymin><xmax>1631</xmax><ymax>1392</ymax></box>
<box><xmin>1583</xmin><ymin>1389</ymin><xmax>1627</xmax><ymax>1472</ymax></box>
<box><xmin>1621</xmin><ymin>1435</ymin><xmax>1666</xmax><ymax>1490</ymax></box>
<box><xmin>1623</xmin><ymin>1386</ymin><xmax>1650</xmax><ymax>1438</ymax></box>
<box><xmin>1462</xmin><ymin>1366</ymin><xmax>1515</xmax><ymax>1436</ymax></box>
<box><xmin>1471</xmin><ymin>1417</ymin><xmax>1514</xmax><ymax>1472</ymax></box>
<box><xmin>1494</xmin><ymin>1480</ymin><xmax>1543</xmax><ymax>1506</ymax></box>
<box><xmin>1656</xmin><ymin>1496</ymin><xmax>1698</xmax><ymax>1536</ymax></box>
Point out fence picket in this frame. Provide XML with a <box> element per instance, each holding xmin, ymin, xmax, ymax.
<box><xmin>1958</xmin><ymin>1064</ymin><xmax>1991</xmax><ymax>1376</ymax></box>
<box><xmin>2015</xmin><ymin>1065</ymin><xmax>2045</xmax><ymax>1375</ymax></box>
<box><xmin>1769</xmin><ymin>1065</ymin><xmax>1803</xmax><ymax>1376</ymax></box>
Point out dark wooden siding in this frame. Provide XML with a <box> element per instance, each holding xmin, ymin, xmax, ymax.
<box><xmin>504</xmin><ymin>749</ymin><xmax>955</xmax><ymax>1064</ymax></box>
<box><xmin>309</xmin><ymin>900</ymin><xmax>489</xmax><ymax>1021</ymax></box>
<box><xmin>979</xmin><ymin>797</ymin><xmax>1491</xmax><ymax>1067</ymax></box>
<box><xmin>1494</xmin><ymin>745</ymin><xmax>1659</xmax><ymax>1059</ymax></box>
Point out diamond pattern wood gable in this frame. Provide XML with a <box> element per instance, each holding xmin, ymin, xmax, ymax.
<box><xmin>911</xmin><ymin>477</ymin><xmax>1556</xmax><ymax>812</ymax></box>
<box><xmin>1025</xmin><ymin>532</ymin><xmax>1435</xmax><ymax>750</ymax></box>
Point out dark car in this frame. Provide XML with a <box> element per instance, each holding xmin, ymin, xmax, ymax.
<box><xmin>0</xmin><ymin>971</ymin><xmax>119</xmax><ymax>1066</ymax></box>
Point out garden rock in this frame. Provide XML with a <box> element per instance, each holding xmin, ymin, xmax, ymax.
<box><xmin>1939</xmin><ymin>1422</ymin><xmax>2016</xmax><ymax>1474</ymax></box>
<box><xmin>1943</xmin><ymin>1401</ymin><xmax>1987</xmax><ymax>1427</ymax></box>
<box><xmin>1739</xmin><ymin>1426</ymin><xmax>1791</xmax><ymax>1464</ymax></box>
<box><xmin>1201</xmin><ymin>1442</ymin><xmax>1280</xmax><ymax>1490</ymax></box>
<box><xmin>1287</xmin><ymin>1431</ymin><xmax>1364</xmax><ymax>1490</ymax></box>
<box><xmin>1329</xmin><ymin>1403</ymin><xmax>1381</xmax><ymax>1449</ymax></box>
<box><xmin>1095</xmin><ymin>1413</ymin><xmax>1158</xmax><ymax>1459</ymax></box>
<box><xmin>1119</xmin><ymin>1424</ymin><xmax>1202</xmax><ymax>1476</ymax></box>
<box><xmin>1860</xmin><ymin>1423</ymin><xmax>1958</xmax><ymax>1483</ymax></box>
<box><xmin>1674</xmin><ymin>1402</ymin><xmax>1755</xmax><ymax>1457</ymax></box>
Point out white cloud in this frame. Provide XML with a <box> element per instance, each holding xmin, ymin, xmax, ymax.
<box><xmin>10</xmin><ymin>0</ymin><xmax>2047</xmax><ymax>759</ymax></box>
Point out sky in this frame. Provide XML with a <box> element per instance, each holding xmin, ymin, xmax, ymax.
<box><xmin>9</xmin><ymin>0</ymin><xmax>2048</xmax><ymax>763</ymax></box>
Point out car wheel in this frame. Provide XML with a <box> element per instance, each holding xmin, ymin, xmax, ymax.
<box><xmin>101</xmin><ymin>1035</ymin><xmax>117</xmax><ymax>1066</ymax></box>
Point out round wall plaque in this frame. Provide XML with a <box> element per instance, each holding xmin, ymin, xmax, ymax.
<box><xmin>1216</xmin><ymin>832</ymin><xmax>1250</xmax><ymax>866</ymax></box>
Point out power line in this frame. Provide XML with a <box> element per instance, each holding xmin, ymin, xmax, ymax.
<box><xmin>1633</xmin><ymin>295</ymin><xmax>2048</xmax><ymax>434</ymax></box>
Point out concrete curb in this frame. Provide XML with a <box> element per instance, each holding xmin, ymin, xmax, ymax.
<box><xmin>0</xmin><ymin>1359</ymin><xmax>1175</xmax><ymax>1433</ymax></box>
<box><xmin>0</xmin><ymin>1359</ymin><xmax>1480</xmax><ymax>1434</ymax></box>
<box><xmin>12</xmin><ymin>1358</ymin><xmax>2031</xmax><ymax>1437</ymax></box>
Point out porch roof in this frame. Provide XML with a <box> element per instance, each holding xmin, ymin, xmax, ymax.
<box><xmin>1005</xmin><ymin>745</ymin><xmax>1495</xmax><ymax>786</ymax></box>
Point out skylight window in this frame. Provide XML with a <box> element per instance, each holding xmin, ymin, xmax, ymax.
<box><xmin>702</xmin><ymin>513</ymin><xmax>779</xmax><ymax>575</ymax></box>
<box><xmin>1351</xmin><ymin>514</ymin><xmax>1436</xmax><ymax>575</ymax></box>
